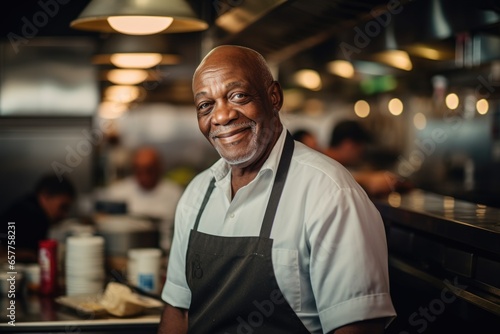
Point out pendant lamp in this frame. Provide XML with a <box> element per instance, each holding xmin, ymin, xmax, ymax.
<box><xmin>71</xmin><ymin>0</ymin><xmax>209</xmax><ymax>35</ymax></box>
<box><xmin>92</xmin><ymin>34</ymin><xmax>181</xmax><ymax>69</ymax></box>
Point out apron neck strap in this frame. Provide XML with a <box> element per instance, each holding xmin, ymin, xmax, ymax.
<box><xmin>193</xmin><ymin>177</ymin><xmax>216</xmax><ymax>231</ymax></box>
<box><xmin>193</xmin><ymin>131</ymin><xmax>295</xmax><ymax>236</ymax></box>
<box><xmin>259</xmin><ymin>131</ymin><xmax>294</xmax><ymax>238</ymax></box>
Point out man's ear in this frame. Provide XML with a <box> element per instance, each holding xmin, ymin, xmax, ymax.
<box><xmin>268</xmin><ymin>81</ymin><xmax>283</xmax><ymax>113</ymax></box>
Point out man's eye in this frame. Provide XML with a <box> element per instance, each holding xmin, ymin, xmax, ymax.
<box><xmin>232</xmin><ymin>93</ymin><xmax>247</xmax><ymax>101</ymax></box>
<box><xmin>198</xmin><ymin>102</ymin><xmax>211</xmax><ymax>112</ymax></box>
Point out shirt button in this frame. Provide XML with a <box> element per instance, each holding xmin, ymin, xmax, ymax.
<box><xmin>229</xmin><ymin>213</ymin><xmax>235</xmax><ymax>219</ymax></box>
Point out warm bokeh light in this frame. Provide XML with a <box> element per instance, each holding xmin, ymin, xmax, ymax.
<box><xmin>110</xmin><ymin>53</ymin><xmax>163</xmax><ymax>69</ymax></box>
<box><xmin>327</xmin><ymin>60</ymin><xmax>355</xmax><ymax>78</ymax></box>
<box><xmin>98</xmin><ymin>101</ymin><xmax>128</xmax><ymax>119</ymax></box>
<box><xmin>354</xmin><ymin>100</ymin><xmax>370</xmax><ymax>118</ymax></box>
<box><xmin>107</xmin><ymin>69</ymin><xmax>149</xmax><ymax>85</ymax></box>
<box><xmin>406</xmin><ymin>44</ymin><xmax>454</xmax><ymax>61</ymax></box>
<box><xmin>476</xmin><ymin>98</ymin><xmax>489</xmax><ymax>115</ymax></box>
<box><xmin>388</xmin><ymin>98</ymin><xmax>404</xmax><ymax>116</ymax></box>
<box><xmin>411</xmin><ymin>46</ymin><xmax>441</xmax><ymax>60</ymax></box>
<box><xmin>388</xmin><ymin>192</ymin><xmax>401</xmax><ymax>207</ymax></box>
<box><xmin>282</xmin><ymin>89</ymin><xmax>305</xmax><ymax>112</ymax></box>
<box><xmin>107</xmin><ymin>16</ymin><xmax>174</xmax><ymax>35</ymax></box>
<box><xmin>104</xmin><ymin>85</ymin><xmax>141</xmax><ymax>103</ymax></box>
<box><xmin>293</xmin><ymin>69</ymin><xmax>322</xmax><ymax>91</ymax></box>
<box><xmin>413</xmin><ymin>112</ymin><xmax>427</xmax><ymax>130</ymax></box>
<box><xmin>445</xmin><ymin>93</ymin><xmax>459</xmax><ymax>110</ymax></box>
<box><xmin>375</xmin><ymin>50</ymin><xmax>413</xmax><ymax>71</ymax></box>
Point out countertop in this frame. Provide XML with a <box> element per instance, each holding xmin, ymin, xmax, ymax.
<box><xmin>0</xmin><ymin>292</ymin><xmax>161</xmax><ymax>333</ymax></box>
<box><xmin>372</xmin><ymin>189</ymin><xmax>500</xmax><ymax>256</ymax></box>
<box><xmin>372</xmin><ymin>189</ymin><xmax>500</xmax><ymax>323</ymax></box>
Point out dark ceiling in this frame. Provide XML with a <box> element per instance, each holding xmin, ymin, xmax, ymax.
<box><xmin>2</xmin><ymin>0</ymin><xmax>500</xmax><ymax>106</ymax></box>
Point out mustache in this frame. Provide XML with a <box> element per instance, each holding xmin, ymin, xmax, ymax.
<box><xmin>209</xmin><ymin>122</ymin><xmax>255</xmax><ymax>139</ymax></box>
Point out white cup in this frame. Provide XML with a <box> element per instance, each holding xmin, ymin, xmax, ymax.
<box><xmin>127</xmin><ymin>248</ymin><xmax>162</xmax><ymax>294</ymax></box>
<box><xmin>24</xmin><ymin>264</ymin><xmax>41</xmax><ymax>293</ymax></box>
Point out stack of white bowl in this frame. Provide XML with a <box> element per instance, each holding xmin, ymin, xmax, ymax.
<box><xmin>65</xmin><ymin>235</ymin><xmax>105</xmax><ymax>296</ymax></box>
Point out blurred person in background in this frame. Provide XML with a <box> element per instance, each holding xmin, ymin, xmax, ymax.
<box><xmin>97</xmin><ymin>146</ymin><xmax>183</xmax><ymax>255</ymax></box>
<box><xmin>1</xmin><ymin>174</ymin><xmax>76</xmax><ymax>263</ymax></box>
<box><xmin>325</xmin><ymin>120</ymin><xmax>410</xmax><ymax>197</ymax></box>
<box><xmin>291</xmin><ymin>128</ymin><xmax>322</xmax><ymax>152</ymax></box>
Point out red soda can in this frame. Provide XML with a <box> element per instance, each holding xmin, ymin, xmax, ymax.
<box><xmin>39</xmin><ymin>239</ymin><xmax>58</xmax><ymax>295</ymax></box>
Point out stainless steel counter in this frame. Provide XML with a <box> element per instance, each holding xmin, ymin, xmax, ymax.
<box><xmin>0</xmin><ymin>293</ymin><xmax>160</xmax><ymax>333</ymax></box>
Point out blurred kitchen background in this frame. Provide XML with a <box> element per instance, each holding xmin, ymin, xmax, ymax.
<box><xmin>1</xmin><ymin>0</ymin><xmax>500</xmax><ymax>213</ymax></box>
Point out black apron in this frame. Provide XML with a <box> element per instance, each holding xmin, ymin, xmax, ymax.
<box><xmin>186</xmin><ymin>132</ymin><xmax>311</xmax><ymax>333</ymax></box>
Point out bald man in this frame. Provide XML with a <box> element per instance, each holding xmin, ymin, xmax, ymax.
<box><xmin>133</xmin><ymin>147</ymin><xmax>164</xmax><ymax>190</ymax></box>
<box><xmin>158</xmin><ymin>46</ymin><xmax>396</xmax><ymax>334</ymax></box>
<box><xmin>99</xmin><ymin>146</ymin><xmax>183</xmax><ymax>254</ymax></box>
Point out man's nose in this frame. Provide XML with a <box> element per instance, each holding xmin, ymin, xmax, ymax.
<box><xmin>212</xmin><ymin>101</ymin><xmax>238</xmax><ymax>125</ymax></box>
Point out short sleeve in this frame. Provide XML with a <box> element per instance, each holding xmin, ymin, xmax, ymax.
<box><xmin>307</xmin><ymin>186</ymin><xmax>396</xmax><ymax>332</ymax></box>
<box><xmin>160</xmin><ymin>185</ymin><xmax>194</xmax><ymax>309</ymax></box>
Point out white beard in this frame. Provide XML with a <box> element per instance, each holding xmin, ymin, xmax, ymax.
<box><xmin>211</xmin><ymin>122</ymin><xmax>258</xmax><ymax>166</ymax></box>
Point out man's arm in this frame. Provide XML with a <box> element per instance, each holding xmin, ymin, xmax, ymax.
<box><xmin>157</xmin><ymin>303</ymin><xmax>188</xmax><ymax>334</ymax></box>
<box><xmin>329</xmin><ymin>318</ymin><xmax>387</xmax><ymax>334</ymax></box>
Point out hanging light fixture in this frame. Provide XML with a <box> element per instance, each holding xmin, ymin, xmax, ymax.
<box><xmin>104</xmin><ymin>85</ymin><xmax>143</xmax><ymax>104</ymax></box>
<box><xmin>293</xmin><ymin>69</ymin><xmax>322</xmax><ymax>91</ymax></box>
<box><xmin>107</xmin><ymin>69</ymin><xmax>149</xmax><ymax>85</ymax></box>
<box><xmin>370</xmin><ymin>21</ymin><xmax>413</xmax><ymax>71</ymax></box>
<box><xmin>92</xmin><ymin>34</ymin><xmax>181</xmax><ymax>69</ymax></box>
<box><xmin>327</xmin><ymin>60</ymin><xmax>355</xmax><ymax>78</ymax></box>
<box><xmin>70</xmin><ymin>0</ymin><xmax>209</xmax><ymax>35</ymax></box>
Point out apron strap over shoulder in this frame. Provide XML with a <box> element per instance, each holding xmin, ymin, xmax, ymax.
<box><xmin>259</xmin><ymin>131</ymin><xmax>294</xmax><ymax>239</ymax></box>
<box><xmin>192</xmin><ymin>131</ymin><xmax>295</xmax><ymax>236</ymax></box>
<box><xmin>193</xmin><ymin>177</ymin><xmax>216</xmax><ymax>231</ymax></box>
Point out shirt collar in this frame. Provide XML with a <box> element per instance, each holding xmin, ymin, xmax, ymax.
<box><xmin>210</xmin><ymin>126</ymin><xmax>288</xmax><ymax>182</ymax></box>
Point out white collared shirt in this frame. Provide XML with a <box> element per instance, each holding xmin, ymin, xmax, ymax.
<box><xmin>162</xmin><ymin>127</ymin><xmax>396</xmax><ymax>333</ymax></box>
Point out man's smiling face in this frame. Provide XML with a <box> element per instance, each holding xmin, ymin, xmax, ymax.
<box><xmin>193</xmin><ymin>46</ymin><xmax>282</xmax><ymax>168</ymax></box>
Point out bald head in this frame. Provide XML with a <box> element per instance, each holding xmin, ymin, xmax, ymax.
<box><xmin>194</xmin><ymin>45</ymin><xmax>274</xmax><ymax>90</ymax></box>
<box><xmin>132</xmin><ymin>147</ymin><xmax>162</xmax><ymax>190</ymax></box>
<box><xmin>192</xmin><ymin>45</ymin><xmax>284</xmax><ymax>169</ymax></box>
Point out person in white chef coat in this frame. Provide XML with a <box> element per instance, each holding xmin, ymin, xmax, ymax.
<box><xmin>98</xmin><ymin>146</ymin><xmax>183</xmax><ymax>254</ymax></box>
<box><xmin>158</xmin><ymin>45</ymin><xmax>396</xmax><ymax>334</ymax></box>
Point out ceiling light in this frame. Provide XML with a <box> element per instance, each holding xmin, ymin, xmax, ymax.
<box><xmin>406</xmin><ymin>44</ymin><xmax>453</xmax><ymax>61</ymax></box>
<box><xmin>445</xmin><ymin>93</ymin><xmax>459</xmax><ymax>110</ymax></box>
<box><xmin>413</xmin><ymin>113</ymin><xmax>427</xmax><ymax>130</ymax></box>
<box><xmin>110</xmin><ymin>53</ymin><xmax>163</xmax><ymax>69</ymax></box>
<box><xmin>476</xmin><ymin>99</ymin><xmax>489</xmax><ymax>115</ymax></box>
<box><xmin>107</xmin><ymin>69</ymin><xmax>149</xmax><ymax>85</ymax></box>
<box><xmin>104</xmin><ymin>85</ymin><xmax>142</xmax><ymax>104</ymax></box>
<box><xmin>294</xmin><ymin>69</ymin><xmax>322</xmax><ymax>91</ymax></box>
<box><xmin>70</xmin><ymin>0</ymin><xmax>208</xmax><ymax>34</ymax></box>
<box><xmin>374</xmin><ymin>50</ymin><xmax>413</xmax><ymax>71</ymax></box>
<box><xmin>107</xmin><ymin>16</ymin><xmax>174</xmax><ymax>35</ymax></box>
<box><xmin>92</xmin><ymin>34</ymin><xmax>180</xmax><ymax>68</ymax></box>
<box><xmin>327</xmin><ymin>60</ymin><xmax>355</xmax><ymax>79</ymax></box>
<box><xmin>98</xmin><ymin>101</ymin><xmax>128</xmax><ymax>119</ymax></box>
<box><xmin>388</xmin><ymin>98</ymin><xmax>403</xmax><ymax>116</ymax></box>
<box><xmin>354</xmin><ymin>100</ymin><xmax>370</xmax><ymax>118</ymax></box>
